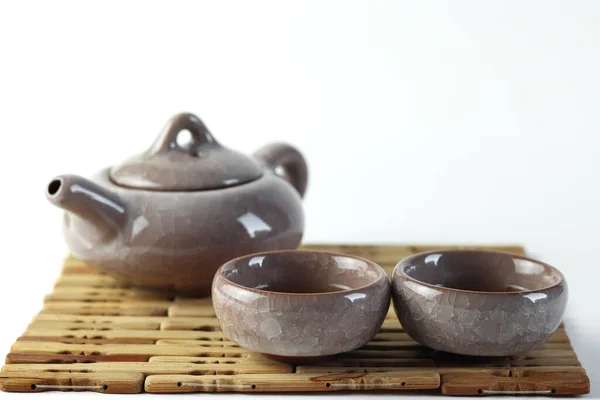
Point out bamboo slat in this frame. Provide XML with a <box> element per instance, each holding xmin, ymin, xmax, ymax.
<box><xmin>144</xmin><ymin>371</ymin><xmax>441</xmax><ymax>393</ymax></box>
<box><xmin>10</xmin><ymin>342</ymin><xmax>252</xmax><ymax>357</ymax></box>
<box><xmin>441</xmin><ymin>373</ymin><xmax>590</xmax><ymax>396</ymax></box>
<box><xmin>295</xmin><ymin>365</ymin><xmax>588</xmax><ymax>375</ymax></box>
<box><xmin>0</xmin><ymin>243</ymin><xmax>589</xmax><ymax>395</ymax></box>
<box><xmin>22</xmin><ymin>328</ymin><xmax>225</xmax><ymax>341</ymax></box>
<box><xmin>1</xmin><ymin>361</ymin><xmax>292</xmax><ymax>375</ymax></box>
<box><xmin>0</xmin><ymin>371</ymin><xmax>144</xmax><ymax>393</ymax></box>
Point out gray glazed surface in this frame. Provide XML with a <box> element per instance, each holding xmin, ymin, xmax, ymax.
<box><xmin>391</xmin><ymin>250</ymin><xmax>567</xmax><ymax>356</ymax></box>
<box><xmin>212</xmin><ymin>250</ymin><xmax>391</xmax><ymax>358</ymax></box>
<box><xmin>46</xmin><ymin>113</ymin><xmax>307</xmax><ymax>296</ymax></box>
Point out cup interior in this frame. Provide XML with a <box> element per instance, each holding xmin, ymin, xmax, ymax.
<box><xmin>220</xmin><ymin>251</ymin><xmax>382</xmax><ymax>294</ymax></box>
<box><xmin>401</xmin><ymin>250</ymin><xmax>562</xmax><ymax>293</ymax></box>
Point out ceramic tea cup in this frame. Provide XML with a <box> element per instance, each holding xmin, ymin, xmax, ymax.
<box><xmin>391</xmin><ymin>250</ymin><xmax>567</xmax><ymax>356</ymax></box>
<box><xmin>212</xmin><ymin>250</ymin><xmax>391</xmax><ymax>359</ymax></box>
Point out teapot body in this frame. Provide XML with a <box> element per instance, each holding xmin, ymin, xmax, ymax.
<box><xmin>62</xmin><ymin>168</ymin><xmax>304</xmax><ymax>296</ymax></box>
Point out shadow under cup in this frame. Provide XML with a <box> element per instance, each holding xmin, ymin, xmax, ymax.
<box><xmin>212</xmin><ymin>251</ymin><xmax>391</xmax><ymax>358</ymax></box>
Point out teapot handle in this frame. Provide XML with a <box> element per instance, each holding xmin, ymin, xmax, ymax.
<box><xmin>149</xmin><ymin>112</ymin><xmax>217</xmax><ymax>155</ymax></box>
<box><xmin>254</xmin><ymin>143</ymin><xmax>308</xmax><ymax>198</ymax></box>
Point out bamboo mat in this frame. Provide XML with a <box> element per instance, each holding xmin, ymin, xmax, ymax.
<box><xmin>0</xmin><ymin>244</ymin><xmax>590</xmax><ymax>395</ymax></box>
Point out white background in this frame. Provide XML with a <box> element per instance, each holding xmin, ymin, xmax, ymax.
<box><xmin>0</xmin><ymin>0</ymin><xmax>598</xmax><ymax>398</ymax></box>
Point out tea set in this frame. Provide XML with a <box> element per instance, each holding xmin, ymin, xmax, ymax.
<box><xmin>46</xmin><ymin>112</ymin><xmax>568</xmax><ymax>359</ymax></box>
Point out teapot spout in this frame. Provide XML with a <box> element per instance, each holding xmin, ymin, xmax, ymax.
<box><xmin>46</xmin><ymin>175</ymin><xmax>127</xmax><ymax>235</ymax></box>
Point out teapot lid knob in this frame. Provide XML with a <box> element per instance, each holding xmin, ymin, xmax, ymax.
<box><xmin>148</xmin><ymin>113</ymin><xmax>218</xmax><ymax>155</ymax></box>
<box><xmin>109</xmin><ymin>112</ymin><xmax>264</xmax><ymax>191</ymax></box>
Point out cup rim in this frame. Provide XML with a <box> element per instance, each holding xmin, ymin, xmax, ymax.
<box><xmin>394</xmin><ymin>249</ymin><xmax>565</xmax><ymax>295</ymax></box>
<box><xmin>215</xmin><ymin>249</ymin><xmax>388</xmax><ymax>296</ymax></box>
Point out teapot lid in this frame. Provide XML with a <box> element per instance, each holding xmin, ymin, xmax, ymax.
<box><xmin>109</xmin><ymin>113</ymin><xmax>263</xmax><ymax>191</ymax></box>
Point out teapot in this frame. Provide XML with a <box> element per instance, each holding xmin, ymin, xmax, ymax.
<box><xmin>46</xmin><ymin>112</ymin><xmax>307</xmax><ymax>296</ymax></box>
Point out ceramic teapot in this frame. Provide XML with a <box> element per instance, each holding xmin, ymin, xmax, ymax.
<box><xmin>46</xmin><ymin>112</ymin><xmax>307</xmax><ymax>296</ymax></box>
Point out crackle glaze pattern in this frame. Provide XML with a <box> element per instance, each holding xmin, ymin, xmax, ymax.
<box><xmin>212</xmin><ymin>251</ymin><xmax>391</xmax><ymax>357</ymax></box>
<box><xmin>392</xmin><ymin>250</ymin><xmax>567</xmax><ymax>356</ymax></box>
<box><xmin>46</xmin><ymin>113</ymin><xmax>307</xmax><ymax>296</ymax></box>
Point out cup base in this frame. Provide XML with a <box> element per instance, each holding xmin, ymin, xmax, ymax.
<box><xmin>263</xmin><ymin>353</ymin><xmax>337</xmax><ymax>364</ymax></box>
